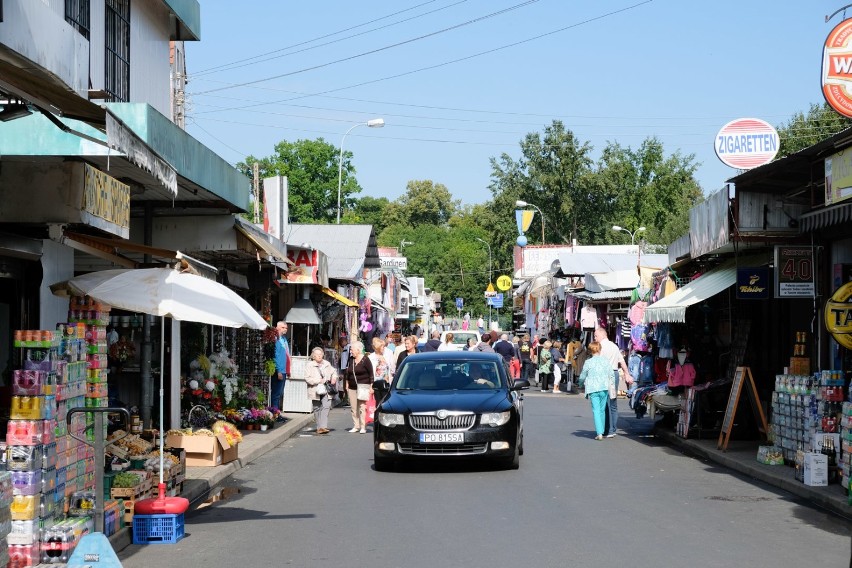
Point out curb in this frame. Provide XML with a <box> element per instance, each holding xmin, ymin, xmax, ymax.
<box><xmin>181</xmin><ymin>414</ymin><xmax>315</xmax><ymax>506</ymax></box>
<box><xmin>654</xmin><ymin>427</ymin><xmax>852</xmax><ymax>520</ymax></box>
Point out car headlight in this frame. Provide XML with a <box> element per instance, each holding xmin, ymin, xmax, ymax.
<box><xmin>377</xmin><ymin>412</ymin><xmax>405</xmax><ymax>427</ymax></box>
<box><xmin>480</xmin><ymin>411</ymin><xmax>511</xmax><ymax>427</ymax></box>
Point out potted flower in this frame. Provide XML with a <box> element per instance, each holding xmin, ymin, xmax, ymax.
<box><xmin>259</xmin><ymin>409</ymin><xmax>275</xmax><ymax>431</ymax></box>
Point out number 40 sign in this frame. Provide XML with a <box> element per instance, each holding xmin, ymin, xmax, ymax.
<box><xmin>774</xmin><ymin>246</ymin><xmax>815</xmax><ymax>298</ymax></box>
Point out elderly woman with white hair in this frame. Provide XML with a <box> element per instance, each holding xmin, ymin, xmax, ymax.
<box><xmin>305</xmin><ymin>346</ymin><xmax>338</xmax><ymax>435</ymax></box>
<box><xmin>342</xmin><ymin>340</ymin><xmax>374</xmax><ymax>433</ymax></box>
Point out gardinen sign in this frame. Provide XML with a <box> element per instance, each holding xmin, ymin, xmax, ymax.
<box><xmin>824</xmin><ymin>281</ymin><xmax>852</xmax><ymax>349</ymax></box>
<box><xmin>822</xmin><ymin>18</ymin><xmax>852</xmax><ymax>118</ymax></box>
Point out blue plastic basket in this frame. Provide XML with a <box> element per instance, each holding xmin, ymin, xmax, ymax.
<box><xmin>132</xmin><ymin>513</ymin><xmax>184</xmax><ymax>545</ymax></box>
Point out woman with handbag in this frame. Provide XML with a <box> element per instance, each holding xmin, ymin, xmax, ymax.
<box><xmin>305</xmin><ymin>347</ymin><xmax>338</xmax><ymax>435</ymax></box>
<box><xmin>343</xmin><ymin>341</ymin><xmax>373</xmax><ymax>434</ymax></box>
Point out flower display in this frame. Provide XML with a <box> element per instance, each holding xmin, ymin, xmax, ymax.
<box><xmin>109</xmin><ymin>337</ymin><xmax>135</xmax><ymax>363</ymax></box>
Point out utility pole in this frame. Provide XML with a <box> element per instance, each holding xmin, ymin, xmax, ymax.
<box><xmin>252</xmin><ymin>162</ymin><xmax>260</xmax><ymax>224</ymax></box>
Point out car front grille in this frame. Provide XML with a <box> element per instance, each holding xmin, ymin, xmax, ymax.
<box><xmin>398</xmin><ymin>443</ymin><xmax>488</xmax><ymax>456</ymax></box>
<box><xmin>409</xmin><ymin>412</ymin><xmax>475</xmax><ymax>431</ymax></box>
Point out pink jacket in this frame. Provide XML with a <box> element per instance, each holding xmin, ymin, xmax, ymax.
<box><xmin>667</xmin><ymin>362</ymin><xmax>696</xmax><ymax>388</ymax></box>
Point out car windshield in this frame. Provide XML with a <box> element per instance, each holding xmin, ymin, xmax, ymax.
<box><xmin>449</xmin><ymin>332</ymin><xmax>478</xmax><ymax>345</ymax></box>
<box><xmin>396</xmin><ymin>360</ymin><xmax>504</xmax><ymax>390</ymax></box>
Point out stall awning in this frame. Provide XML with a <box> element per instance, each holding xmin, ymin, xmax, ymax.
<box><xmin>642</xmin><ymin>255</ymin><xmax>768</xmax><ymax>323</ymax></box>
<box><xmin>320</xmin><ymin>286</ymin><xmax>358</xmax><ymax>307</ymax></box>
<box><xmin>584</xmin><ymin>270</ymin><xmax>639</xmax><ymax>292</ymax></box>
<box><xmin>570</xmin><ymin>289</ymin><xmax>633</xmax><ymax>301</ymax></box>
<box><xmin>799</xmin><ymin>202</ymin><xmax>852</xmax><ymax>232</ymax></box>
<box><xmin>234</xmin><ymin>218</ymin><xmax>294</xmax><ymax>267</ymax></box>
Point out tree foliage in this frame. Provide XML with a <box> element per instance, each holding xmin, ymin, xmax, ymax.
<box><xmin>488</xmin><ymin>120</ymin><xmax>702</xmax><ymax>249</ymax></box>
<box><xmin>775</xmin><ymin>102</ymin><xmax>852</xmax><ymax>159</ymax></box>
<box><xmin>237</xmin><ymin>138</ymin><xmax>361</xmax><ymax>223</ymax></box>
<box><xmin>383</xmin><ymin>180</ymin><xmax>460</xmax><ymax>227</ymax></box>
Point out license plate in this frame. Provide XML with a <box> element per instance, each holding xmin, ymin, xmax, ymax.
<box><xmin>419</xmin><ymin>432</ymin><xmax>464</xmax><ymax>443</ymax></box>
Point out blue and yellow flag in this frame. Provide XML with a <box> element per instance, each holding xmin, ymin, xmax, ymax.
<box><xmin>516</xmin><ymin>209</ymin><xmax>535</xmax><ymax>234</ymax></box>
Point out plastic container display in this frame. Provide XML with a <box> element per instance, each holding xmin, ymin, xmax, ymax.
<box><xmin>10</xmin><ymin>397</ymin><xmax>44</xmax><ymax>420</ymax></box>
<box><xmin>11</xmin><ymin>371</ymin><xmax>47</xmax><ymax>396</ymax></box>
<box><xmin>10</xmin><ymin>471</ymin><xmax>42</xmax><ymax>496</ymax></box>
<box><xmin>8</xmin><ymin>520</ymin><xmax>38</xmax><ymax>546</ymax></box>
<box><xmin>132</xmin><ymin>513</ymin><xmax>185</xmax><ymax>545</ymax></box>
<box><xmin>10</xmin><ymin>494</ymin><xmax>40</xmax><ymax>521</ymax></box>
<box><xmin>6</xmin><ymin>446</ymin><xmax>43</xmax><ymax>472</ymax></box>
<box><xmin>8</xmin><ymin>543</ymin><xmax>39</xmax><ymax>567</ymax></box>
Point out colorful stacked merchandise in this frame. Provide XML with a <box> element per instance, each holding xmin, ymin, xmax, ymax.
<box><xmin>769</xmin><ymin>374</ymin><xmax>818</xmax><ymax>464</ymax></box>
<box><xmin>7</xmin><ymin>330</ymin><xmax>62</xmax><ymax>567</ymax></box>
<box><xmin>0</xmin><ymin>472</ymin><xmax>13</xmax><ymax>567</ymax></box>
<box><xmin>810</xmin><ymin>370</ymin><xmax>844</xmax><ymax>486</ymax></box>
<box><xmin>840</xmin><ymin>402</ymin><xmax>852</xmax><ymax>491</ymax></box>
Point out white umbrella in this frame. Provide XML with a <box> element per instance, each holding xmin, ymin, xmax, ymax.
<box><xmin>61</xmin><ymin>267</ymin><xmax>268</xmax><ymax>506</ymax></box>
<box><xmin>66</xmin><ymin>268</ymin><xmax>268</xmax><ymax>329</ymax></box>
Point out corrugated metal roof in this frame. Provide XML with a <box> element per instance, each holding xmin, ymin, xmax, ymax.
<box><xmin>288</xmin><ymin>224</ymin><xmax>379</xmax><ymax>279</ymax></box>
<box><xmin>556</xmin><ymin>253</ymin><xmax>668</xmax><ymax>275</ymax></box>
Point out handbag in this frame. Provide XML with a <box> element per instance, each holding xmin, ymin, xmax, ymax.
<box><xmin>326</xmin><ymin>380</ymin><xmax>338</xmax><ymax>396</ymax></box>
<box><xmin>356</xmin><ymin>383</ymin><xmax>371</xmax><ymax>401</ymax></box>
<box><xmin>315</xmin><ymin>382</ymin><xmax>328</xmax><ymax>396</ymax></box>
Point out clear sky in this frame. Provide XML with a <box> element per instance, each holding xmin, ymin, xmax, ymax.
<box><xmin>186</xmin><ymin>0</ymin><xmax>842</xmax><ymax>208</ymax></box>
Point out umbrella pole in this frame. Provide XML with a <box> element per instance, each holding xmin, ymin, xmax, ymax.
<box><xmin>159</xmin><ymin>315</ymin><xmax>165</xmax><ymax>487</ymax></box>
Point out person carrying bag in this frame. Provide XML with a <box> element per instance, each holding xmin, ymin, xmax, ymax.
<box><xmin>343</xmin><ymin>341</ymin><xmax>373</xmax><ymax>434</ymax></box>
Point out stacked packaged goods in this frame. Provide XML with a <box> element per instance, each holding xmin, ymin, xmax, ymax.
<box><xmin>770</xmin><ymin>370</ymin><xmax>844</xmax><ymax>487</ymax></box>
<box><xmin>840</xmin><ymin>402</ymin><xmax>852</xmax><ymax>491</ymax></box>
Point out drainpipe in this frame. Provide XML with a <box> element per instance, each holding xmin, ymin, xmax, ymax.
<box><xmin>140</xmin><ymin>203</ymin><xmax>154</xmax><ymax>429</ymax></box>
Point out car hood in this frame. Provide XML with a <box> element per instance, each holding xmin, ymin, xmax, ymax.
<box><xmin>381</xmin><ymin>390</ymin><xmax>510</xmax><ymax>414</ymax></box>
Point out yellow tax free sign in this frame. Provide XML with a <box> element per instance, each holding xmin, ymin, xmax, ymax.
<box><xmin>825</xmin><ymin>281</ymin><xmax>852</xmax><ymax>349</ymax></box>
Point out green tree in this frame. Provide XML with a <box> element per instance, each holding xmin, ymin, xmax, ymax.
<box><xmin>595</xmin><ymin>139</ymin><xmax>702</xmax><ymax>245</ymax></box>
<box><xmin>238</xmin><ymin>138</ymin><xmax>362</xmax><ymax>223</ymax></box>
<box><xmin>776</xmin><ymin>102</ymin><xmax>852</xmax><ymax>159</ymax></box>
<box><xmin>489</xmin><ymin>121</ymin><xmax>702</xmax><ymax>247</ymax></box>
<box><xmin>343</xmin><ymin>196</ymin><xmax>391</xmax><ymax>233</ymax></box>
<box><xmin>384</xmin><ymin>180</ymin><xmax>460</xmax><ymax>227</ymax></box>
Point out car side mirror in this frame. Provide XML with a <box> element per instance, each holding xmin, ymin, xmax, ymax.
<box><xmin>512</xmin><ymin>379</ymin><xmax>530</xmax><ymax>391</ymax></box>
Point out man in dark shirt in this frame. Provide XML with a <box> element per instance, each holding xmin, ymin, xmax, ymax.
<box><xmin>518</xmin><ymin>334</ymin><xmax>533</xmax><ymax>382</ymax></box>
<box><xmin>493</xmin><ymin>333</ymin><xmax>515</xmax><ymax>364</ymax></box>
<box><xmin>420</xmin><ymin>330</ymin><xmax>442</xmax><ymax>352</ymax></box>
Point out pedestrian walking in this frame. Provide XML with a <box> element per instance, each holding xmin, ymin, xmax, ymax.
<box><xmin>438</xmin><ymin>332</ymin><xmax>455</xmax><ymax>351</ymax></box>
<box><xmin>577</xmin><ymin>342</ymin><xmax>611</xmax><ymax>440</ymax></box>
<box><xmin>537</xmin><ymin>339</ymin><xmax>553</xmax><ymax>392</ymax></box>
<box><xmin>518</xmin><ymin>334</ymin><xmax>533</xmax><ymax>383</ymax></box>
<box><xmin>477</xmin><ymin>316</ymin><xmax>485</xmax><ymax>335</ymax></box>
<box><xmin>304</xmin><ymin>347</ymin><xmax>337</xmax><ymax>434</ymax></box>
<box><xmin>463</xmin><ymin>337</ymin><xmax>477</xmax><ymax>351</ymax></box>
<box><xmin>594</xmin><ymin>327</ymin><xmax>633</xmax><ymax>437</ymax></box>
<box><xmin>550</xmin><ymin>340</ymin><xmax>565</xmax><ymax>394</ymax></box>
<box><xmin>395</xmin><ymin>335</ymin><xmax>419</xmax><ymax>367</ymax></box>
<box><xmin>343</xmin><ymin>341</ymin><xmax>373</xmax><ymax>434</ymax></box>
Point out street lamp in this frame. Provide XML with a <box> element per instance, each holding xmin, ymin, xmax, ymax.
<box><xmin>336</xmin><ymin>118</ymin><xmax>384</xmax><ymax>224</ymax></box>
<box><xmin>475</xmin><ymin>237</ymin><xmax>493</xmax><ymax>328</ymax></box>
<box><xmin>612</xmin><ymin>225</ymin><xmax>646</xmax><ymax>246</ymax></box>
<box><xmin>516</xmin><ymin>199</ymin><xmax>545</xmax><ymax>244</ymax></box>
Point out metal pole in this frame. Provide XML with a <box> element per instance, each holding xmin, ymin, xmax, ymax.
<box><xmin>337</xmin><ymin>123</ymin><xmax>361</xmax><ymax>224</ymax></box>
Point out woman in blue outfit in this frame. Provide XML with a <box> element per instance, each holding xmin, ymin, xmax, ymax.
<box><xmin>578</xmin><ymin>342</ymin><xmax>612</xmax><ymax>440</ymax></box>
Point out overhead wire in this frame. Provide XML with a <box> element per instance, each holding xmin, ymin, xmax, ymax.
<box><xmin>190</xmin><ymin>1</ymin><xmax>653</xmax><ymax>115</ymax></box>
<box><xmin>193</xmin><ymin>0</ymin><xmax>470</xmax><ymax>77</ymax></box>
<box><xmin>193</xmin><ymin>0</ymin><xmax>541</xmax><ymax>95</ymax></box>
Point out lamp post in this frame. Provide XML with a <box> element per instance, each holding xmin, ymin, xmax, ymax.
<box><xmin>337</xmin><ymin>118</ymin><xmax>384</xmax><ymax>224</ymax></box>
<box><xmin>612</xmin><ymin>225</ymin><xmax>646</xmax><ymax>246</ymax></box>
<box><xmin>475</xmin><ymin>237</ymin><xmax>492</xmax><ymax>328</ymax></box>
<box><xmin>516</xmin><ymin>199</ymin><xmax>545</xmax><ymax>244</ymax></box>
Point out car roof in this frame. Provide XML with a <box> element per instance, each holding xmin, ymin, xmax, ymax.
<box><xmin>403</xmin><ymin>351</ymin><xmax>502</xmax><ymax>362</ymax></box>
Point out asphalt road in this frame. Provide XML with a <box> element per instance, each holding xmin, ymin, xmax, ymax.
<box><xmin>118</xmin><ymin>393</ymin><xmax>852</xmax><ymax>568</ymax></box>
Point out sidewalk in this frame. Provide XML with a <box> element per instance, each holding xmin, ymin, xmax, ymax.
<box><xmin>109</xmin><ymin>411</ymin><xmax>316</xmax><ymax>551</ymax></box>
<box><xmin>653</xmin><ymin>426</ymin><xmax>851</xmax><ymax>520</ymax></box>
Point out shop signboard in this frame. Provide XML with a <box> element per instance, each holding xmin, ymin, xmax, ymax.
<box><xmin>736</xmin><ymin>267</ymin><xmax>770</xmax><ymax>300</ymax></box>
<box><xmin>714</xmin><ymin>118</ymin><xmax>779</xmax><ymax>170</ymax></box>
<box><xmin>774</xmin><ymin>246</ymin><xmax>815</xmax><ymax>298</ymax></box>
<box><xmin>379</xmin><ymin>256</ymin><xmax>408</xmax><ymax>270</ymax></box>
<box><xmin>825</xmin><ymin>281</ymin><xmax>852</xmax><ymax>349</ymax></box>
<box><xmin>80</xmin><ymin>164</ymin><xmax>130</xmax><ymax>238</ymax></box>
<box><xmin>282</xmin><ymin>248</ymin><xmax>319</xmax><ymax>284</ymax></box>
<box><xmin>496</xmin><ymin>275</ymin><xmax>512</xmax><ymax>291</ymax></box>
<box><xmin>824</xmin><ymin>148</ymin><xmax>852</xmax><ymax>205</ymax></box>
<box><xmin>822</xmin><ymin>17</ymin><xmax>852</xmax><ymax>118</ymax></box>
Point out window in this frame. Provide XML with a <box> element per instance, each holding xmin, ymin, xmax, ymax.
<box><xmin>64</xmin><ymin>0</ymin><xmax>90</xmax><ymax>40</ymax></box>
<box><xmin>105</xmin><ymin>0</ymin><xmax>130</xmax><ymax>102</ymax></box>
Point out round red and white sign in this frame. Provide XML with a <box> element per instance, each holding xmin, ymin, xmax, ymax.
<box><xmin>822</xmin><ymin>18</ymin><xmax>852</xmax><ymax>118</ymax></box>
<box><xmin>714</xmin><ymin>118</ymin><xmax>779</xmax><ymax>170</ymax></box>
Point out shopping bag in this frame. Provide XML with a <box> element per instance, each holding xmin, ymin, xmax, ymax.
<box><xmin>365</xmin><ymin>393</ymin><xmax>376</xmax><ymax>424</ymax></box>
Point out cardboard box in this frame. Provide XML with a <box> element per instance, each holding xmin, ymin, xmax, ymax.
<box><xmin>165</xmin><ymin>434</ymin><xmax>237</xmax><ymax>467</ymax></box>
<box><xmin>803</xmin><ymin>452</ymin><xmax>828</xmax><ymax>486</ymax></box>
